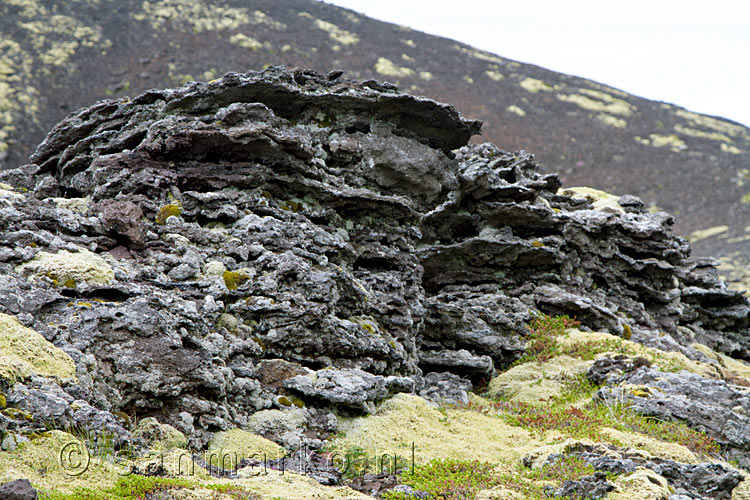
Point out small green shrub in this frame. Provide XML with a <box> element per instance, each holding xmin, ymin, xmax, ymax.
<box><xmin>38</xmin><ymin>475</ymin><xmax>193</xmax><ymax>500</ymax></box>
<box><xmin>518</xmin><ymin>313</ymin><xmax>580</xmax><ymax>363</ymax></box>
<box><xmin>39</xmin><ymin>475</ymin><xmax>261</xmax><ymax>500</ymax></box>
<box><xmin>382</xmin><ymin>458</ymin><xmax>500</xmax><ymax>500</ymax></box>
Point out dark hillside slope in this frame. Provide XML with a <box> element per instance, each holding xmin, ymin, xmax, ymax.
<box><xmin>0</xmin><ymin>0</ymin><xmax>748</xmax><ymax>276</ymax></box>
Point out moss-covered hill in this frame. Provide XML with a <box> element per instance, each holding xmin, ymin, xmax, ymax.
<box><xmin>0</xmin><ymin>0</ymin><xmax>749</xmax><ymax>279</ymax></box>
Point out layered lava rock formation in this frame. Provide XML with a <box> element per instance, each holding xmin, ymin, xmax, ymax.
<box><xmin>0</xmin><ymin>67</ymin><xmax>749</xmax><ymax>498</ymax></box>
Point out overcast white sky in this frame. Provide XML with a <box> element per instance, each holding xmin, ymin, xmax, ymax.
<box><xmin>318</xmin><ymin>0</ymin><xmax>750</xmax><ymax>127</ymax></box>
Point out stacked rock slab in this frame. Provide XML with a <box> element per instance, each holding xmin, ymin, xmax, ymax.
<box><xmin>0</xmin><ymin>67</ymin><xmax>748</xmax><ymax>446</ymax></box>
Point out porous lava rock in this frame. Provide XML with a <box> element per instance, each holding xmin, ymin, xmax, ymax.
<box><xmin>0</xmin><ymin>67</ymin><xmax>748</xmax><ymax>452</ymax></box>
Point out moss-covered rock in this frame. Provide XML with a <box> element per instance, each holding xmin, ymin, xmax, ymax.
<box><xmin>51</xmin><ymin>197</ymin><xmax>90</xmax><ymax>214</ymax></box>
<box><xmin>0</xmin><ymin>430</ymin><xmax>119</xmax><ymax>494</ymax></box>
<box><xmin>558</xmin><ymin>328</ymin><xmax>723</xmax><ymax>379</ymax></box>
<box><xmin>132</xmin><ymin>417</ymin><xmax>188</xmax><ymax>451</ymax></box>
<box><xmin>233</xmin><ymin>469</ymin><xmax>371</xmax><ymax>499</ymax></box>
<box><xmin>206</xmin><ymin>428</ymin><xmax>285</xmax><ymax>469</ymax></box>
<box><xmin>15</xmin><ymin>247</ymin><xmax>115</xmax><ymax>286</ymax></box>
<box><xmin>331</xmin><ymin>393</ymin><xmax>555</xmax><ymax>466</ymax></box>
<box><xmin>608</xmin><ymin>467</ymin><xmax>671</xmax><ymax>499</ymax></box>
<box><xmin>488</xmin><ymin>355</ymin><xmax>593</xmax><ymax>404</ymax></box>
<box><xmin>0</xmin><ymin>313</ymin><xmax>77</xmax><ymax>383</ymax></box>
<box><xmin>559</xmin><ymin>186</ymin><xmax>625</xmax><ymax>214</ymax></box>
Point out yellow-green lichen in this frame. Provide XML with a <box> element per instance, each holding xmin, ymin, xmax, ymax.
<box><xmin>1</xmin><ymin>0</ymin><xmax>120</xmax><ymax>157</ymax></box>
<box><xmin>607</xmin><ymin>468</ymin><xmax>671</xmax><ymax>500</ymax></box>
<box><xmin>228</xmin><ymin>33</ymin><xmax>263</xmax><ymax>50</ymax></box>
<box><xmin>0</xmin><ymin>184</ymin><xmax>24</xmax><ymax>203</ymax></box>
<box><xmin>207</xmin><ymin>428</ymin><xmax>285</xmax><ymax>469</ymax></box>
<box><xmin>418</xmin><ymin>71</ymin><xmax>433</xmax><ymax>81</ymax></box>
<box><xmin>596</xmin><ymin>113</ymin><xmax>627</xmax><ymax>129</ymax></box>
<box><xmin>132</xmin><ymin>2</ymin><xmax>284</xmax><ymax>32</ymax></box>
<box><xmin>203</xmin><ymin>260</ymin><xmax>227</xmax><ymax>277</ymax></box>
<box><xmin>557</xmin><ymin>90</ymin><xmax>635</xmax><ymax>117</ymax></box>
<box><xmin>350</xmin><ymin>316</ymin><xmax>381</xmax><ymax>335</ymax></box>
<box><xmin>374</xmin><ymin>57</ymin><xmax>414</xmax><ymax>78</ymax></box>
<box><xmin>718</xmin><ymin>254</ymin><xmax>750</xmax><ymax>296</ymax></box>
<box><xmin>674</xmin><ymin>109</ymin><xmax>747</xmax><ymax>139</ymax></box>
<box><xmin>233</xmin><ymin>469</ymin><xmax>371</xmax><ymax>499</ymax></box>
<box><xmin>634</xmin><ymin>133</ymin><xmax>687</xmax><ymax>152</ymax></box>
<box><xmin>485</xmin><ymin>70</ymin><xmax>504</xmax><ymax>82</ymax></box>
<box><xmin>722</xmin><ymin>143</ymin><xmax>742</xmax><ymax>155</ymax></box>
<box><xmin>507</xmin><ymin>105</ymin><xmax>526</xmax><ymax>117</ymax></box>
<box><xmin>331</xmin><ymin>393</ymin><xmax>556</xmax><ymax>466</ymax></box>
<box><xmin>217</xmin><ymin>313</ymin><xmax>238</xmax><ymax>332</ymax></box>
<box><xmin>691</xmin><ymin>342</ymin><xmax>750</xmax><ymax>385</ymax></box>
<box><xmin>15</xmin><ymin>248</ymin><xmax>115</xmax><ymax>286</ymax></box>
<box><xmin>51</xmin><ymin>196</ymin><xmax>90</xmax><ymax>214</ymax></box>
<box><xmin>559</xmin><ymin>187</ymin><xmax>624</xmax><ymax>214</ymax></box>
<box><xmin>312</xmin><ymin>19</ymin><xmax>359</xmax><ymax>46</ymax></box>
<box><xmin>488</xmin><ymin>355</ymin><xmax>593</xmax><ymax>405</ymax></box>
<box><xmin>131</xmin><ymin>417</ymin><xmax>188</xmax><ymax>452</ymax></box>
<box><xmin>520</xmin><ymin>77</ymin><xmax>554</xmax><ymax>93</ymax></box>
<box><xmin>18</xmin><ymin>15</ymin><xmax>104</xmax><ymax>67</ymax></box>
<box><xmin>674</xmin><ymin>123</ymin><xmax>732</xmax><ymax>143</ymax></box>
<box><xmin>557</xmin><ymin>329</ymin><xmax>723</xmax><ymax>379</ymax></box>
<box><xmin>688</xmin><ymin>225</ymin><xmax>729</xmax><ymax>244</ymax></box>
<box><xmin>0</xmin><ymin>430</ymin><xmax>119</xmax><ymax>493</ymax></box>
<box><xmin>453</xmin><ymin>45</ymin><xmax>504</xmax><ymax>65</ymax></box>
<box><xmin>0</xmin><ymin>313</ymin><xmax>78</xmax><ymax>383</ymax></box>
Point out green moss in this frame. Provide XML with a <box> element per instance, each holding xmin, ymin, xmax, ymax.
<box><xmin>0</xmin><ymin>313</ymin><xmax>77</xmax><ymax>383</ymax></box>
<box><xmin>0</xmin><ymin>392</ymin><xmax>5</xmax><ymax>408</ymax></box>
<box><xmin>155</xmin><ymin>203</ymin><xmax>182</xmax><ymax>225</ymax></box>
<box><xmin>15</xmin><ymin>248</ymin><xmax>114</xmax><ymax>286</ymax></box>
<box><xmin>0</xmin><ymin>430</ymin><xmax>119</xmax><ymax>494</ymax></box>
<box><xmin>131</xmin><ymin>417</ymin><xmax>187</xmax><ymax>452</ymax></box>
<box><xmin>206</xmin><ymin>428</ymin><xmax>285</xmax><ymax>470</ymax></box>
<box><xmin>276</xmin><ymin>395</ymin><xmax>304</xmax><ymax>408</ymax></box>
<box><xmin>222</xmin><ymin>270</ymin><xmax>250</xmax><ymax>291</ymax></box>
<box><xmin>280</xmin><ymin>200</ymin><xmax>303</xmax><ymax>212</ymax></box>
<box><xmin>622</xmin><ymin>323</ymin><xmax>632</xmax><ymax>340</ymax></box>
<box><xmin>488</xmin><ymin>357</ymin><xmax>593</xmax><ymax>405</ymax></box>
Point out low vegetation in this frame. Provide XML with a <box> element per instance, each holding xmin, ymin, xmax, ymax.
<box><xmin>39</xmin><ymin>475</ymin><xmax>261</xmax><ymax>500</ymax></box>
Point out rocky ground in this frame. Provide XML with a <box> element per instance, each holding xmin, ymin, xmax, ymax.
<box><xmin>0</xmin><ymin>0</ymin><xmax>748</xmax><ymax>275</ymax></box>
<box><xmin>0</xmin><ymin>67</ymin><xmax>749</xmax><ymax>499</ymax></box>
